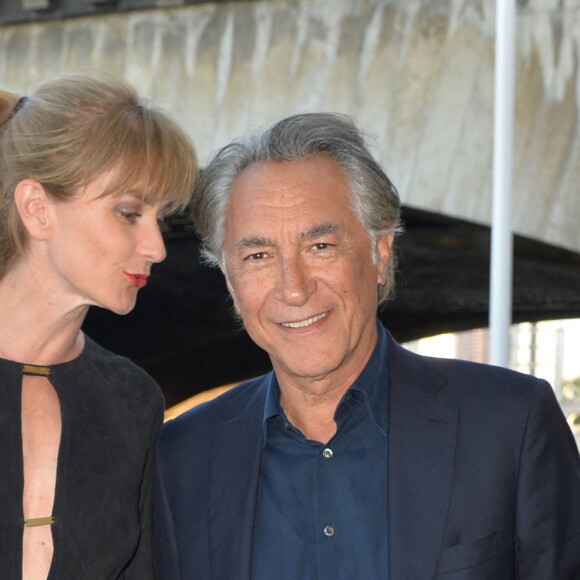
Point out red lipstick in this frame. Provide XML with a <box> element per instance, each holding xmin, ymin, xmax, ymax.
<box><xmin>124</xmin><ymin>272</ymin><xmax>149</xmax><ymax>288</ymax></box>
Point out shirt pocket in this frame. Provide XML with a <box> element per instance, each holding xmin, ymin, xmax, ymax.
<box><xmin>436</xmin><ymin>530</ymin><xmax>514</xmax><ymax>577</ymax></box>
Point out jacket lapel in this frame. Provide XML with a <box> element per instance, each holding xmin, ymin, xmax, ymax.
<box><xmin>387</xmin><ymin>338</ymin><xmax>458</xmax><ymax>579</ymax></box>
<box><xmin>208</xmin><ymin>377</ymin><xmax>270</xmax><ymax>580</ymax></box>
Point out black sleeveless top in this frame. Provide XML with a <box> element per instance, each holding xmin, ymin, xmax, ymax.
<box><xmin>0</xmin><ymin>336</ymin><xmax>164</xmax><ymax>579</ymax></box>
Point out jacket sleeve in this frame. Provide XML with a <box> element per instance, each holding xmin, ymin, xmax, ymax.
<box><xmin>122</xmin><ymin>403</ymin><xmax>163</xmax><ymax>580</ymax></box>
<box><xmin>515</xmin><ymin>380</ymin><xmax>580</xmax><ymax>578</ymax></box>
<box><xmin>152</xmin><ymin>422</ymin><xmax>182</xmax><ymax>580</ymax></box>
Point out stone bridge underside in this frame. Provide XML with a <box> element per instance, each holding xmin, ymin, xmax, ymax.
<box><xmin>1</xmin><ymin>0</ymin><xmax>580</xmax><ymax>402</ymax></box>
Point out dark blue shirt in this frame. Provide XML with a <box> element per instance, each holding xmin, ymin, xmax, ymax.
<box><xmin>251</xmin><ymin>322</ymin><xmax>389</xmax><ymax>580</ymax></box>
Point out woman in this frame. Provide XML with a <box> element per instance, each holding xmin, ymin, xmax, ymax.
<box><xmin>0</xmin><ymin>72</ymin><xmax>197</xmax><ymax>579</ymax></box>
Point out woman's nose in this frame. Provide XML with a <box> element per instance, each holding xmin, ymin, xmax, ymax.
<box><xmin>139</xmin><ymin>219</ymin><xmax>167</xmax><ymax>264</ymax></box>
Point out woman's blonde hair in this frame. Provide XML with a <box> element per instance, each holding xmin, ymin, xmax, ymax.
<box><xmin>0</xmin><ymin>71</ymin><xmax>198</xmax><ymax>279</ymax></box>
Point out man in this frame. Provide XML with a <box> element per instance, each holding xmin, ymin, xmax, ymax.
<box><xmin>154</xmin><ymin>113</ymin><xmax>580</xmax><ymax>579</ymax></box>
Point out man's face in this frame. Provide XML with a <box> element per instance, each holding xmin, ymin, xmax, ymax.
<box><xmin>221</xmin><ymin>155</ymin><xmax>392</xmax><ymax>391</ymax></box>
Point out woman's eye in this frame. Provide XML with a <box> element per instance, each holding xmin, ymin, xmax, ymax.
<box><xmin>119</xmin><ymin>210</ymin><xmax>141</xmax><ymax>224</ymax></box>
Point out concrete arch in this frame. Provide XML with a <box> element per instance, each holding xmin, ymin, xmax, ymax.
<box><xmin>1</xmin><ymin>0</ymin><xmax>578</xmax><ymax>252</ymax></box>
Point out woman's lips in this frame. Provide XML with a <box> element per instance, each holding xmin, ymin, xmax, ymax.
<box><xmin>124</xmin><ymin>272</ymin><xmax>149</xmax><ymax>288</ymax></box>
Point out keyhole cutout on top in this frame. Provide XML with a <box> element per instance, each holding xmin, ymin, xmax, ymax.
<box><xmin>21</xmin><ymin>369</ymin><xmax>61</xmax><ymax>580</ymax></box>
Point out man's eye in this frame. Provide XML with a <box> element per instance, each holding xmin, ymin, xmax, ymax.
<box><xmin>247</xmin><ymin>252</ymin><xmax>268</xmax><ymax>261</ymax></box>
<box><xmin>313</xmin><ymin>243</ymin><xmax>330</xmax><ymax>250</ymax></box>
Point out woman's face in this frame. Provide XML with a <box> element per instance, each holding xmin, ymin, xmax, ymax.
<box><xmin>44</xmin><ymin>173</ymin><xmax>168</xmax><ymax>315</ymax></box>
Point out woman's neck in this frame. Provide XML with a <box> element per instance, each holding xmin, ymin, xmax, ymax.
<box><xmin>0</xmin><ymin>260</ymin><xmax>87</xmax><ymax>365</ymax></box>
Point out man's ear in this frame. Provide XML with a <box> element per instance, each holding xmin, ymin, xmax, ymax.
<box><xmin>219</xmin><ymin>262</ymin><xmax>240</xmax><ymax>314</ymax></box>
<box><xmin>13</xmin><ymin>179</ymin><xmax>51</xmax><ymax>241</ymax></box>
<box><xmin>376</xmin><ymin>232</ymin><xmax>394</xmax><ymax>287</ymax></box>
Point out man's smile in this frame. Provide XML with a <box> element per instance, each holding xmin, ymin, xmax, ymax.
<box><xmin>279</xmin><ymin>311</ymin><xmax>329</xmax><ymax>328</ymax></box>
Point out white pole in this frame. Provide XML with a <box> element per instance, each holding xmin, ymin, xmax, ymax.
<box><xmin>489</xmin><ymin>0</ymin><xmax>515</xmax><ymax>367</ymax></box>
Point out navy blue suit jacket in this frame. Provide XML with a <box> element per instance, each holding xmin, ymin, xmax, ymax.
<box><xmin>154</xmin><ymin>331</ymin><xmax>580</xmax><ymax>579</ymax></box>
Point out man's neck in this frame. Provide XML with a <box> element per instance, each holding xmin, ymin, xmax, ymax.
<box><xmin>273</xmin><ymin>324</ymin><xmax>380</xmax><ymax>442</ymax></box>
<box><xmin>277</xmin><ymin>379</ymin><xmax>349</xmax><ymax>443</ymax></box>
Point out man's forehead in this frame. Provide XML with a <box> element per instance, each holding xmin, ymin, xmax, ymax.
<box><xmin>231</xmin><ymin>156</ymin><xmax>349</xmax><ymax>195</ymax></box>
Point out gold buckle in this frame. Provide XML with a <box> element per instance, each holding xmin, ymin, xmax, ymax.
<box><xmin>22</xmin><ymin>364</ymin><xmax>51</xmax><ymax>376</ymax></box>
<box><xmin>24</xmin><ymin>516</ymin><xmax>54</xmax><ymax>527</ymax></box>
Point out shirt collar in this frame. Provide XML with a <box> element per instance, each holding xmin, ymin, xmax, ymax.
<box><xmin>261</xmin><ymin>319</ymin><xmax>389</xmax><ymax>445</ymax></box>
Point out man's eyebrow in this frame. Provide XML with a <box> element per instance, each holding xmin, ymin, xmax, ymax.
<box><xmin>301</xmin><ymin>223</ymin><xmax>340</xmax><ymax>241</ymax></box>
<box><xmin>235</xmin><ymin>236</ymin><xmax>274</xmax><ymax>249</ymax></box>
<box><xmin>234</xmin><ymin>224</ymin><xmax>340</xmax><ymax>249</ymax></box>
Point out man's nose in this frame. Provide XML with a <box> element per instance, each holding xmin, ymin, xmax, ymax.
<box><xmin>273</xmin><ymin>254</ymin><xmax>315</xmax><ymax>306</ymax></box>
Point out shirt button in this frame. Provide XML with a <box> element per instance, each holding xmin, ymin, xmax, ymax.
<box><xmin>323</xmin><ymin>525</ymin><xmax>335</xmax><ymax>537</ymax></box>
<box><xmin>322</xmin><ymin>448</ymin><xmax>333</xmax><ymax>459</ymax></box>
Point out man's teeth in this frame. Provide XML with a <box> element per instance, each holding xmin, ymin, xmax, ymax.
<box><xmin>281</xmin><ymin>312</ymin><xmax>328</xmax><ymax>328</ymax></box>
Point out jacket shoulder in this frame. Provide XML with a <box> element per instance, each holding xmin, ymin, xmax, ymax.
<box><xmin>160</xmin><ymin>373</ymin><xmax>270</xmax><ymax>445</ymax></box>
<box><xmin>389</xmin><ymin>335</ymin><xmax>549</xmax><ymax>396</ymax></box>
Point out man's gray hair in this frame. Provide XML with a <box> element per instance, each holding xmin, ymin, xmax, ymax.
<box><xmin>191</xmin><ymin>112</ymin><xmax>402</xmax><ymax>304</ymax></box>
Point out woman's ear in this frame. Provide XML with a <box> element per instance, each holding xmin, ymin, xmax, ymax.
<box><xmin>376</xmin><ymin>232</ymin><xmax>394</xmax><ymax>287</ymax></box>
<box><xmin>13</xmin><ymin>179</ymin><xmax>51</xmax><ymax>241</ymax></box>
